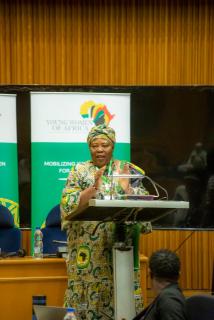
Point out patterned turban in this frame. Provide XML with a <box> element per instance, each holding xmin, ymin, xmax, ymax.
<box><xmin>87</xmin><ymin>124</ymin><xmax>116</xmax><ymax>145</ymax></box>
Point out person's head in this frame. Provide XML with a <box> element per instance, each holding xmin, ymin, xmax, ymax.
<box><xmin>149</xmin><ymin>249</ymin><xmax>180</xmax><ymax>287</ymax></box>
<box><xmin>87</xmin><ymin>124</ymin><xmax>116</xmax><ymax>168</ymax></box>
<box><xmin>195</xmin><ymin>142</ymin><xmax>203</xmax><ymax>152</ymax></box>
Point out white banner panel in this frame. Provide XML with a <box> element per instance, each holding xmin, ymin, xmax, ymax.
<box><xmin>0</xmin><ymin>94</ymin><xmax>17</xmax><ymax>143</ymax></box>
<box><xmin>31</xmin><ymin>92</ymin><xmax>130</xmax><ymax>143</ymax></box>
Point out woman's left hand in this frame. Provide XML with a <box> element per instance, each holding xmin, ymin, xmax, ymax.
<box><xmin>114</xmin><ymin>162</ymin><xmax>131</xmax><ymax>193</ymax></box>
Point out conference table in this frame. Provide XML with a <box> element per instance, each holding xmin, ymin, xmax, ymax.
<box><xmin>0</xmin><ymin>257</ymin><xmax>68</xmax><ymax>320</ymax></box>
<box><xmin>0</xmin><ymin>254</ymin><xmax>148</xmax><ymax>320</ymax></box>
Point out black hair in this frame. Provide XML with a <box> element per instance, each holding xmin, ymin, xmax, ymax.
<box><xmin>149</xmin><ymin>249</ymin><xmax>180</xmax><ymax>282</ymax></box>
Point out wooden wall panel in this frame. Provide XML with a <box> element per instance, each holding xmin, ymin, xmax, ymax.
<box><xmin>0</xmin><ymin>0</ymin><xmax>214</xmax><ymax>85</ymax></box>
<box><xmin>140</xmin><ymin>230</ymin><xmax>214</xmax><ymax>291</ymax></box>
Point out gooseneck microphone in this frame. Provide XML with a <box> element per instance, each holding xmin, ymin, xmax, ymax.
<box><xmin>0</xmin><ymin>248</ymin><xmax>26</xmax><ymax>258</ymax></box>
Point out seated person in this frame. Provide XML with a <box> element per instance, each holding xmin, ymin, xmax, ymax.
<box><xmin>133</xmin><ymin>249</ymin><xmax>187</xmax><ymax>320</ymax></box>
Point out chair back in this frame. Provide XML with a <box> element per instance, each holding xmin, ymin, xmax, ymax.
<box><xmin>186</xmin><ymin>294</ymin><xmax>214</xmax><ymax>320</ymax></box>
<box><xmin>41</xmin><ymin>204</ymin><xmax>67</xmax><ymax>254</ymax></box>
<box><xmin>0</xmin><ymin>204</ymin><xmax>21</xmax><ymax>253</ymax></box>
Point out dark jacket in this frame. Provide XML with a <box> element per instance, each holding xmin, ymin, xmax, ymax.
<box><xmin>133</xmin><ymin>283</ymin><xmax>187</xmax><ymax>320</ymax></box>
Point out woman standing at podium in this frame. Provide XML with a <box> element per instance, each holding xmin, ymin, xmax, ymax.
<box><xmin>60</xmin><ymin>124</ymin><xmax>148</xmax><ymax>320</ymax></box>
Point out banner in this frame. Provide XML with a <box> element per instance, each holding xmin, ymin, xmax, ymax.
<box><xmin>30</xmin><ymin>92</ymin><xmax>130</xmax><ymax>236</ymax></box>
<box><xmin>0</xmin><ymin>94</ymin><xmax>19</xmax><ymax>226</ymax></box>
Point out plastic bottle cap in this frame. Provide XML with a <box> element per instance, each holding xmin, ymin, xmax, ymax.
<box><xmin>66</xmin><ymin>307</ymin><xmax>75</xmax><ymax>312</ymax></box>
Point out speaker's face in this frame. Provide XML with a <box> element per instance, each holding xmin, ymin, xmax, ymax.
<box><xmin>89</xmin><ymin>138</ymin><xmax>114</xmax><ymax>168</ymax></box>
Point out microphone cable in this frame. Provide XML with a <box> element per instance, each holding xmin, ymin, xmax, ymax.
<box><xmin>0</xmin><ymin>248</ymin><xmax>27</xmax><ymax>258</ymax></box>
<box><xmin>91</xmin><ymin>207</ymin><xmax>129</xmax><ymax>236</ymax></box>
<box><xmin>173</xmin><ymin>230</ymin><xmax>195</xmax><ymax>253</ymax></box>
<box><xmin>144</xmin><ymin>175</ymin><xmax>169</xmax><ymax>200</ymax></box>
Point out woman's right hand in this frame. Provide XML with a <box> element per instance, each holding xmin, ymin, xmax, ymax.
<box><xmin>78</xmin><ymin>167</ymin><xmax>106</xmax><ymax>209</ymax></box>
<box><xmin>94</xmin><ymin>166</ymin><xmax>106</xmax><ymax>190</ymax></box>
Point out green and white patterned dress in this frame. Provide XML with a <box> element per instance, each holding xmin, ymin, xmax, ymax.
<box><xmin>61</xmin><ymin>159</ymin><xmax>148</xmax><ymax>320</ymax></box>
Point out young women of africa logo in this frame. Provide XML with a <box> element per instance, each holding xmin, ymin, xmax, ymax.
<box><xmin>80</xmin><ymin>101</ymin><xmax>115</xmax><ymax>126</ymax></box>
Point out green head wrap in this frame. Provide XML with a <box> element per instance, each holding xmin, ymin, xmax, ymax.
<box><xmin>87</xmin><ymin>124</ymin><xmax>116</xmax><ymax>145</ymax></box>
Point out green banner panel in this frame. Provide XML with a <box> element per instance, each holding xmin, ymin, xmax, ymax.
<box><xmin>0</xmin><ymin>143</ymin><xmax>19</xmax><ymax>226</ymax></box>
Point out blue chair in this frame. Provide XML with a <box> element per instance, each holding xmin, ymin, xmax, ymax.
<box><xmin>186</xmin><ymin>294</ymin><xmax>214</xmax><ymax>320</ymax></box>
<box><xmin>0</xmin><ymin>204</ymin><xmax>21</xmax><ymax>253</ymax></box>
<box><xmin>41</xmin><ymin>204</ymin><xmax>67</xmax><ymax>254</ymax></box>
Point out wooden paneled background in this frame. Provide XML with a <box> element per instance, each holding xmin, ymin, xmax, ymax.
<box><xmin>1</xmin><ymin>0</ymin><xmax>214</xmax><ymax>302</ymax></box>
<box><xmin>0</xmin><ymin>0</ymin><xmax>214</xmax><ymax>85</ymax></box>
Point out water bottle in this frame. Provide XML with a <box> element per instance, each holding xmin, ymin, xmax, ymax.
<box><xmin>33</xmin><ymin>227</ymin><xmax>43</xmax><ymax>258</ymax></box>
<box><xmin>63</xmin><ymin>307</ymin><xmax>77</xmax><ymax>320</ymax></box>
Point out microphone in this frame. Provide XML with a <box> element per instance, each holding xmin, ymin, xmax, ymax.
<box><xmin>52</xmin><ymin>240</ymin><xmax>67</xmax><ymax>244</ymax></box>
<box><xmin>0</xmin><ymin>248</ymin><xmax>26</xmax><ymax>258</ymax></box>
